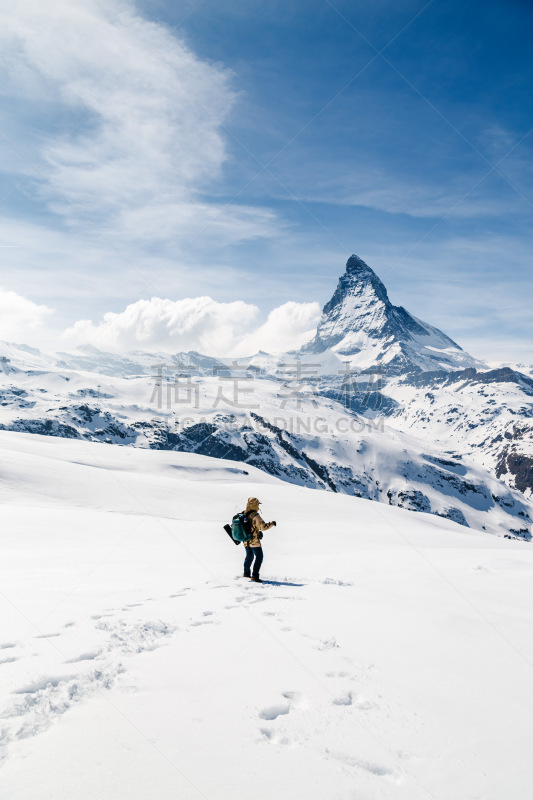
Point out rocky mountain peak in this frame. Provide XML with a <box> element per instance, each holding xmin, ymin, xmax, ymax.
<box><xmin>300</xmin><ymin>254</ymin><xmax>480</xmax><ymax>374</ymax></box>
<box><xmin>322</xmin><ymin>255</ymin><xmax>390</xmax><ymax>317</ymax></box>
<box><xmin>346</xmin><ymin>253</ymin><xmax>371</xmax><ymax>272</ymax></box>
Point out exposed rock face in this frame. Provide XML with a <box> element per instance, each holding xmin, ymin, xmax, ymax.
<box><xmin>497</xmin><ymin>448</ymin><xmax>533</xmax><ymax>498</ymax></box>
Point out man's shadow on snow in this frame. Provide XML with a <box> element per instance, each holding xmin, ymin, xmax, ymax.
<box><xmin>260</xmin><ymin>580</ymin><xmax>304</xmax><ymax>587</ymax></box>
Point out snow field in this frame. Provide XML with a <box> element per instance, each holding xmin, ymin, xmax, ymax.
<box><xmin>0</xmin><ymin>432</ymin><xmax>533</xmax><ymax>799</ymax></box>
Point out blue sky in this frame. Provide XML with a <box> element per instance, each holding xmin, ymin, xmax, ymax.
<box><xmin>0</xmin><ymin>0</ymin><xmax>532</xmax><ymax>360</ymax></box>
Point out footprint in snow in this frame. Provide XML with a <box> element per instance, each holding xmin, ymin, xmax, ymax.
<box><xmin>332</xmin><ymin>691</ymin><xmax>376</xmax><ymax>709</ymax></box>
<box><xmin>95</xmin><ymin>619</ymin><xmax>175</xmax><ymax>654</ymax></box>
<box><xmin>66</xmin><ymin>651</ymin><xmax>101</xmax><ymax>663</ymax></box>
<box><xmin>259</xmin><ymin>691</ymin><xmax>307</xmax><ymax>722</ymax></box>
<box><xmin>14</xmin><ymin>674</ymin><xmax>79</xmax><ymax>694</ymax></box>
<box><xmin>353</xmin><ymin>695</ymin><xmax>377</xmax><ymax>710</ymax></box>
<box><xmin>260</xmin><ymin>728</ymin><xmax>293</xmax><ymax>746</ymax></box>
<box><xmin>325</xmin><ymin>749</ymin><xmax>401</xmax><ymax>784</ymax></box>
<box><xmin>282</xmin><ymin>690</ymin><xmax>308</xmax><ymax>710</ymax></box>
<box><xmin>333</xmin><ymin>692</ymin><xmax>353</xmax><ymax>706</ymax></box>
<box><xmin>259</xmin><ymin>703</ymin><xmax>291</xmax><ymax>721</ymax></box>
<box><xmin>316</xmin><ymin>637</ymin><xmax>339</xmax><ymax>651</ymax></box>
<box><xmin>300</xmin><ymin>632</ymin><xmax>340</xmax><ymax>651</ymax></box>
<box><xmin>325</xmin><ymin>670</ymin><xmax>351</xmax><ymax>678</ymax></box>
<box><xmin>188</xmin><ymin>611</ymin><xmax>217</xmax><ymax>627</ymax></box>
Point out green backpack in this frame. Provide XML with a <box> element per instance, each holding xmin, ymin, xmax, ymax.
<box><xmin>231</xmin><ymin>511</ymin><xmax>254</xmax><ymax>543</ymax></box>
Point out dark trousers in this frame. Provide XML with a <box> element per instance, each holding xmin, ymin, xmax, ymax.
<box><xmin>244</xmin><ymin>546</ymin><xmax>263</xmax><ymax>578</ymax></box>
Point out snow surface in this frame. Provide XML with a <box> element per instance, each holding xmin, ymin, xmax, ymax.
<box><xmin>1</xmin><ymin>431</ymin><xmax>533</xmax><ymax>799</ymax></box>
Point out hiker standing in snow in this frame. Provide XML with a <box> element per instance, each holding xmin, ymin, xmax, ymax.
<box><xmin>243</xmin><ymin>497</ymin><xmax>276</xmax><ymax>583</ymax></box>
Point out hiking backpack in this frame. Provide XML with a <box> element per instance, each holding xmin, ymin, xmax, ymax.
<box><xmin>231</xmin><ymin>511</ymin><xmax>254</xmax><ymax>543</ymax></box>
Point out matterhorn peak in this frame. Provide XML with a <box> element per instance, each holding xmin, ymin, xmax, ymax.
<box><xmin>346</xmin><ymin>254</ymin><xmax>372</xmax><ymax>273</ymax></box>
<box><xmin>322</xmin><ymin>255</ymin><xmax>390</xmax><ymax>319</ymax></box>
<box><xmin>300</xmin><ymin>253</ymin><xmax>481</xmax><ymax>374</ymax></box>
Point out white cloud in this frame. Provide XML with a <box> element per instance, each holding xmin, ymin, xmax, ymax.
<box><xmin>234</xmin><ymin>301</ymin><xmax>321</xmax><ymax>356</ymax></box>
<box><xmin>65</xmin><ymin>296</ymin><xmax>259</xmax><ymax>356</ymax></box>
<box><xmin>63</xmin><ymin>296</ymin><xmax>321</xmax><ymax>356</ymax></box>
<box><xmin>0</xmin><ymin>287</ymin><xmax>53</xmax><ymax>341</ymax></box>
<box><xmin>0</xmin><ymin>0</ymin><xmax>278</xmax><ymax>243</ymax></box>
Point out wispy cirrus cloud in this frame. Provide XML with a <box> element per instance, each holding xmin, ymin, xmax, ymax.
<box><xmin>259</xmin><ymin>157</ymin><xmax>530</xmax><ymax>220</ymax></box>
<box><xmin>0</xmin><ymin>0</ymin><xmax>278</xmax><ymax>244</ymax></box>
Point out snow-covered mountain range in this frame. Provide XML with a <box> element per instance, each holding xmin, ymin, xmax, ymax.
<box><xmin>1</xmin><ymin>255</ymin><xmax>532</xmax><ymax>539</ymax></box>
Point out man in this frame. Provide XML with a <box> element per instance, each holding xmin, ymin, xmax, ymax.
<box><xmin>242</xmin><ymin>497</ymin><xmax>276</xmax><ymax>583</ymax></box>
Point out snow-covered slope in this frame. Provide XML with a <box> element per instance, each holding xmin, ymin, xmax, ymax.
<box><xmin>1</xmin><ymin>432</ymin><xmax>533</xmax><ymax>800</ymax></box>
<box><xmin>0</xmin><ymin>356</ymin><xmax>530</xmax><ymax>538</ymax></box>
<box><xmin>384</xmin><ymin>368</ymin><xmax>533</xmax><ymax>501</ymax></box>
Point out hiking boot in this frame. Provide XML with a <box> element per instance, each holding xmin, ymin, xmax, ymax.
<box><xmin>243</xmin><ymin>572</ymin><xmax>251</xmax><ymax>578</ymax></box>
<box><xmin>250</xmin><ymin>576</ymin><xmax>262</xmax><ymax>583</ymax></box>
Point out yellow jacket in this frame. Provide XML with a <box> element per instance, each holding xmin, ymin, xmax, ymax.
<box><xmin>243</xmin><ymin>499</ymin><xmax>274</xmax><ymax>548</ymax></box>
